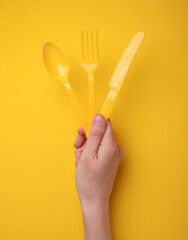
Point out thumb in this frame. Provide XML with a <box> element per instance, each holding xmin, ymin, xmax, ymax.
<box><xmin>86</xmin><ymin>114</ymin><xmax>106</xmax><ymax>156</ymax></box>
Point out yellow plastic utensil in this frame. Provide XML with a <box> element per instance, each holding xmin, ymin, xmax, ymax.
<box><xmin>100</xmin><ymin>31</ymin><xmax>145</xmax><ymax>120</ymax></box>
<box><xmin>81</xmin><ymin>31</ymin><xmax>99</xmax><ymax>129</ymax></box>
<box><xmin>43</xmin><ymin>42</ymin><xmax>88</xmax><ymax>134</ymax></box>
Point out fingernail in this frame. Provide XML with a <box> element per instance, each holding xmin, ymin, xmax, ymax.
<box><xmin>92</xmin><ymin>114</ymin><xmax>105</xmax><ymax>126</ymax></box>
<box><xmin>107</xmin><ymin>118</ymin><xmax>111</xmax><ymax>123</ymax></box>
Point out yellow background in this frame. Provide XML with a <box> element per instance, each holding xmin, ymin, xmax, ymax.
<box><xmin>0</xmin><ymin>0</ymin><xmax>187</xmax><ymax>239</ymax></box>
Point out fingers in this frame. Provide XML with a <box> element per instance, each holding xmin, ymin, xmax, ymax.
<box><xmin>74</xmin><ymin>127</ymin><xmax>87</xmax><ymax>149</ymax></box>
<box><xmin>86</xmin><ymin>114</ymin><xmax>106</xmax><ymax>156</ymax></box>
<box><xmin>101</xmin><ymin>119</ymin><xmax>116</xmax><ymax>144</ymax></box>
<box><xmin>77</xmin><ymin>126</ymin><xmax>85</xmax><ymax>136</ymax></box>
<box><xmin>74</xmin><ymin>127</ymin><xmax>87</xmax><ymax>166</ymax></box>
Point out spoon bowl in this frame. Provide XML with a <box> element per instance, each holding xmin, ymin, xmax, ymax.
<box><xmin>42</xmin><ymin>42</ymin><xmax>88</xmax><ymax>135</ymax></box>
<box><xmin>43</xmin><ymin>42</ymin><xmax>69</xmax><ymax>84</ymax></box>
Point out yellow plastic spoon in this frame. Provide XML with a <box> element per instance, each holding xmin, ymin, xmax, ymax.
<box><xmin>100</xmin><ymin>31</ymin><xmax>145</xmax><ymax>120</ymax></box>
<box><xmin>43</xmin><ymin>42</ymin><xmax>88</xmax><ymax>134</ymax></box>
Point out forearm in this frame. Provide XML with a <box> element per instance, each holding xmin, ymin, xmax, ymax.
<box><xmin>81</xmin><ymin>201</ymin><xmax>112</xmax><ymax>240</ymax></box>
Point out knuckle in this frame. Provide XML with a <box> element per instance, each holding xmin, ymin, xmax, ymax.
<box><xmin>113</xmin><ymin>144</ymin><xmax>120</xmax><ymax>154</ymax></box>
<box><xmin>112</xmin><ymin>144</ymin><xmax>124</xmax><ymax>162</ymax></box>
<box><xmin>108</xmin><ymin>143</ymin><xmax>119</xmax><ymax>157</ymax></box>
<box><xmin>118</xmin><ymin>147</ymin><xmax>124</xmax><ymax>161</ymax></box>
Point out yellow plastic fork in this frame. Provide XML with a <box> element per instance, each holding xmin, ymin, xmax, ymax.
<box><xmin>81</xmin><ymin>30</ymin><xmax>99</xmax><ymax>129</ymax></box>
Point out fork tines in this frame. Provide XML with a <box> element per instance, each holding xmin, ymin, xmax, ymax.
<box><xmin>81</xmin><ymin>30</ymin><xmax>99</xmax><ymax>64</ymax></box>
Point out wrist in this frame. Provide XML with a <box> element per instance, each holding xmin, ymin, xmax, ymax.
<box><xmin>81</xmin><ymin>201</ymin><xmax>112</xmax><ymax>240</ymax></box>
<box><xmin>81</xmin><ymin>200</ymin><xmax>109</xmax><ymax>218</ymax></box>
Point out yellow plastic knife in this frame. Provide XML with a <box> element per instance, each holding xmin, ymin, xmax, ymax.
<box><xmin>100</xmin><ymin>31</ymin><xmax>145</xmax><ymax>120</ymax></box>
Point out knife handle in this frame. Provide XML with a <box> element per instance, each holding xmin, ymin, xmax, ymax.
<box><xmin>100</xmin><ymin>89</ymin><xmax>118</xmax><ymax>120</ymax></box>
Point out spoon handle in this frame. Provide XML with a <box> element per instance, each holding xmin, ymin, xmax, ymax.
<box><xmin>64</xmin><ymin>82</ymin><xmax>88</xmax><ymax>135</ymax></box>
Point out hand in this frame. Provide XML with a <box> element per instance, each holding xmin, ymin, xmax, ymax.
<box><xmin>74</xmin><ymin>114</ymin><xmax>123</xmax><ymax>240</ymax></box>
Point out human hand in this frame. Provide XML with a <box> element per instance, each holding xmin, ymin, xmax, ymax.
<box><xmin>74</xmin><ymin>114</ymin><xmax>123</xmax><ymax>240</ymax></box>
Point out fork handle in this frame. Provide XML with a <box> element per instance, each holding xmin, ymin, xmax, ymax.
<box><xmin>100</xmin><ymin>89</ymin><xmax>118</xmax><ymax>120</ymax></box>
<box><xmin>88</xmin><ymin>73</ymin><xmax>96</xmax><ymax>128</ymax></box>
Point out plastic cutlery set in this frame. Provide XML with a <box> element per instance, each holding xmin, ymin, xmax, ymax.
<box><xmin>43</xmin><ymin>31</ymin><xmax>145</xmax><ymax>136</ymax></box>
